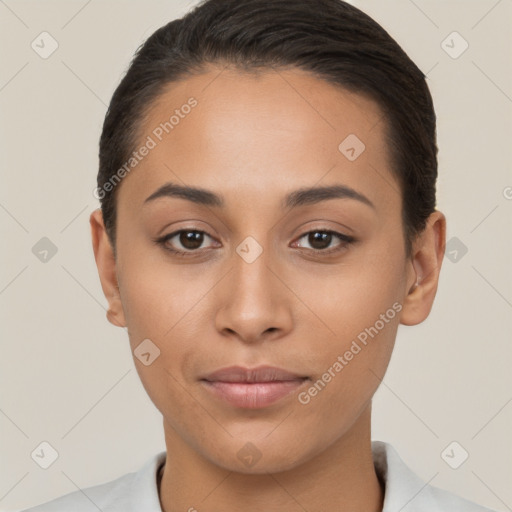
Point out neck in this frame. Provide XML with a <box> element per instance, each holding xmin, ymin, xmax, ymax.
<box><xmin>158</xmin><ymin>405</ymin><xmax>383</xmax><ymax>512</ymax></box>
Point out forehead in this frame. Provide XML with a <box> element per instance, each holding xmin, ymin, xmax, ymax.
<box><xmin>119</xmin><ymin>66</ymin><xmax>399</xmax><ymax>212</ymax></box>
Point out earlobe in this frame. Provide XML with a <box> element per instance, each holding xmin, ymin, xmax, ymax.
<box><xmin>400</xmin><ymin>211</ymin><xmax>446</xmax><ymax>326</ymax></box>
<box><xmin>90</xmin><ymin>209</ymin><xmax>127</xmax><ymax>328</ymax></box>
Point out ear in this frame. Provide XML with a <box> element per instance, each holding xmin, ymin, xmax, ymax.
<box><xmin>90</xmin><ymin>209</ymin><xmax>126</xmax><ymax>328</ymax></box>
<box><xmin>400</xmin><ymin>210</ymin><xmax>446</xmax><ymax>326</ymax></box>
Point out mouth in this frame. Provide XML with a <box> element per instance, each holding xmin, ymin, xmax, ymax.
<box><xmin>200</xmin><ymin>365</ymin><xmax>310</xmax><ymax>409</ymax></box>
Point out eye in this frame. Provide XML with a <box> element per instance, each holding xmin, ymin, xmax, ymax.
<box><xmin>292</xmin><ymin>230</ymin><xmax>354</xmax><ymax>253</ymax></box>
<box><xmin>155</xmin><ymin>229</ymin><xmax>219</xmax><ymax>255</ymax></box>
<box><xmin>155</xmin><ymin>228</ymin><xmax>354</xmax><ymax>258</ymax></box>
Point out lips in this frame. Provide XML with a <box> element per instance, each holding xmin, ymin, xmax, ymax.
<box><xmin>200</xmin><ymin>365</ymin><xmax>309</xmax><ymax>409</ymax></box>
<box><xmin>203</xmin><ymin>365</ymin><xmax>306</xmax><ymax>383</ymax></box>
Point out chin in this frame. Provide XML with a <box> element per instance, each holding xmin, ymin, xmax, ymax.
<box><xmin>203</xmin><ymin>434</ymin><xmax>323</xmax><ymax>475</ymax></box>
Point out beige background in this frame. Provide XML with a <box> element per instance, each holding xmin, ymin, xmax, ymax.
<box><xmin>1</xmin><ymin>0</ymin><xmax>511</xmax><ymax>510</ymax></box>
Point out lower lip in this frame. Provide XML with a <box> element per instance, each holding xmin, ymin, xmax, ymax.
<box><xmin>201</xmin><ymin>380</ymin><xmax>307</xmax><ymax>409</ymax></box>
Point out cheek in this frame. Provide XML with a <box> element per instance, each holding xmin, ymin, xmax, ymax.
<box><xmin>118</xmin><ymin>261</ymin><xmax>208</xmax><ymax>426</ymax></box>
<box><xmin>290</xmin><ymin>242</ymin><xmax>405</xmax><ymax>406</ymax></box>
<box><xmin>118</xmin><ymin>246</ymin><xmax>212</xmax><ymax>341</ymax></box>
<box><xmin>290</xmin><ymin>243</ymin><xmax>405</xmax><ymax>341</ymax></box>
<box><xmin>294</xmin><ymin>293</ymin><xmax>400</xmax><ymax>444</ymax></box>
<box><xmin>116</xmin><ymin>247</ymin><xmax>222</xmax><ymax>391</ymax></box>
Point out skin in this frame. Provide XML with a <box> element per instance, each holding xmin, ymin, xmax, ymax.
<box><xmin>91</xmin><ymin>66</ymin><xmax>446</xmax><ymax>512</ymax></box>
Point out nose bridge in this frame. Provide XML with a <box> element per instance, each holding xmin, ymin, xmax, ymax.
<box><xmin>214</xmin><ymin>237</ymin><xmax>292</xmax><ymax>342</ymax></box>
<box><xmin>230</xmin><ymin>241</ymin><xmax>278</xmax><ymax>316</ymax></box>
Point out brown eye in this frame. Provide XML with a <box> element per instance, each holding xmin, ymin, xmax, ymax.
<box><xmin>158</xmin><ymin>229</ymin><xmax>217</xmax><ymax>253</ymax></box>
<box><xmin>179</xmin><ymin>231</ymin><xmax>204</xmax><ymax>250</ymax></box>
<box><xmin>308</xmin><ymin>232</ymin><xmax>333</xmax><ymax>250</ymax></box>
<box><xmin>294</xmin><ymin>230</ymin><xmax>354</xmax><ymax>253</ymax></box>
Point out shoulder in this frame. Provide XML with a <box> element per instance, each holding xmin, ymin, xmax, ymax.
<box><xmin>372</xmin><ymin>441</ymin><xmax>497</xmax><ymax>512</ymax></box>
<box><xmin>421</xmin><ymin>484</ymin><xmax>497</xmax><ymax>512</ymax></box>
<box><xmin>18</xmin><ymin>451</ymin><xmax>166</xmax><ymax>512</ymax></box>
<box><xmin>18</xmin><ymin>474</ymin><xmax>135</xmax><ymax>512</ymax></box>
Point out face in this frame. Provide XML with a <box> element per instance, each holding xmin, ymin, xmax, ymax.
<box><xmin>92</xmin><ymin>66</ymin><xmax>444</xmax><ymax>474</ymax></box>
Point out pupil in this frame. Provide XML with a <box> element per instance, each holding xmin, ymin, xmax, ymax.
<box><xmin>309</xmin><ymin>232</ymin><xmax>331</xmax><ymax>249</ymax></box>
<box><xmin>180</xmin><ymin>231</ymin><xmax>203</xmax><ymax>249</ymax></box>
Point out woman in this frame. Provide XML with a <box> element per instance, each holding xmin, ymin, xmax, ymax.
<box><xmin>21</xmin><ymin>0</ymin><xmax>497</xmax><ymax>510</ymax></box>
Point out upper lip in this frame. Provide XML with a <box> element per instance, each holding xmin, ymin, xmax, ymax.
<box><xmin>202</xmin><ymin>365</ymin><xmax>307</xmax><ymax>383</ymax></box>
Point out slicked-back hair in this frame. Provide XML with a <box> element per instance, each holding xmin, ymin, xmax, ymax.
<box><xmin>98</xmin><ymin>0</ymin><xmax>438</xmax><ymax>256</ymax></box>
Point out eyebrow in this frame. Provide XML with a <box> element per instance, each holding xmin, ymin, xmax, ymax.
<box><xmin>283</xmin><ymin>185</ymin><xmax>375</xmax><ymax>210</ymax></box>
<box><xmin>144</xmin><ymin>182</ymin><xmax>223</xmax><ymax>207</ymax></box>
<box><xmin>144</xmin><ymin>182</ymin><xmax>375</xmax><ymax>210</ymax></box>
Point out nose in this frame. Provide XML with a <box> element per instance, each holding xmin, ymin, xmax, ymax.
<box><xmin>214</xmin><ymin>247</ymin><xmax>293</xmax><ymax>345</ymax></box>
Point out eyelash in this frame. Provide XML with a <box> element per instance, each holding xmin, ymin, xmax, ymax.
<box><xmin>154</xmin><ymin>229</ymin><xmax>355</xmax><ymax>258</ymax></box>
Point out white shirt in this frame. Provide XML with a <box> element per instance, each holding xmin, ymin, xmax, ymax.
<box><xmin>19</xmin><ymin>441</ymin><xmax>496</xmax><ymax>511</ymax></box>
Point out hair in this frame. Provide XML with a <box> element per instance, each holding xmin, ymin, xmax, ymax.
<box><xmin>97</xmin><ymin>0</ymin><xmax>438</xmax><ymax>257</ymax></box>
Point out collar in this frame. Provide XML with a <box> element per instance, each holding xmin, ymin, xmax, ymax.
<box><xmin>123</xmin><ymin>441</ymin><xmax>491</xmax><ymax>512</ymax></box>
